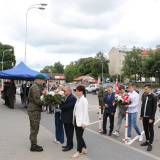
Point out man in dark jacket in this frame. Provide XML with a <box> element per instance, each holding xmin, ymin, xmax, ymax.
<box><xmin>8</xmin><ymin>80</ymin><xmax>16</xmax><ymax>109</ymax></box>
<box><xmin>2</xmin><ymin>80</ymin><xmax>10</xmax><ymax>106</ymax></box>
<box><xmin>140</xmin><ymin>84</ymin><xmax>157</xmax><ymax>151</ymax></box>
<box><xmin>101</xmin><ymin>86</ymin><xmax>116</xmax><ymax>136</ymax></box>
<box><xmin>60</xmin><ymin>86</ymin><xmax>77</xmax><ymax>151</ymax></box>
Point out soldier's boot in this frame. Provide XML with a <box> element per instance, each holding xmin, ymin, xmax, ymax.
<box><xmin>30</xmin><ymin>144</ymin><xmax>43</xmax><ymax>152</ymax></box>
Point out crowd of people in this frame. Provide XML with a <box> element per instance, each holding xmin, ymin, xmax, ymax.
<box><xmin>27</xmin><ymin>74</ymin><xmax>90</xmax><ymax>158</ymax></box>
<box><xmin>99</xmin><ymin>83</ymin><xmax>158</xmax><ymax>152</ymax></box>
<box><xmin>1</xmin><ymin>75</ymin><xmax>159</xmax><ymax>157</ymax></box>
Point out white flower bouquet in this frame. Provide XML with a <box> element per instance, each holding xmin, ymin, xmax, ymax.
<box><xmin>41</xmin><ymin>90</ymin><xmax>65</xmax><ymax>106</ymax></box>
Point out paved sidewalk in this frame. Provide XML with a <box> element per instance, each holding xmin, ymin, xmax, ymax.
<box><xmin>0</xmin><ymin>100</ymin><xmax>90</xmax><ymax>160</ymax></box>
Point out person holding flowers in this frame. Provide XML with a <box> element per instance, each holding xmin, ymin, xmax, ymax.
<box><xmin>53</xmin><ymin>86</ymin><xmax>65</xmax><ymax>145</ymax></box>
<box><xmin>112</xmin><ymin>85</ymin><xmax>129</xmax><ymax>136</ymax></box>
<box><xmin>40</xmin><ymin>85</ymin><xmax>65</xmax><ymax>145</ymax></box>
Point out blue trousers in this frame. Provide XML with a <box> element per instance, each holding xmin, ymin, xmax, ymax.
<box><xmin>54</xmin><ymin>112</ymin><xmax>64</xmax><ymax>143</ymax></box>
<box><xmin>128</xmin><ymin>112</ymin><xmax>141</xmax><ymax>138</ymax></box>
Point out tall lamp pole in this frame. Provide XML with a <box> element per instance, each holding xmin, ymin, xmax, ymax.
<box><xmin>24</xmin><ymin>3</ymin><xmax>47</xmax><ymax>64</ymax></box>
<box><xmin>101</xmin><ymin>59</ymin><xmax>104</xmax><ymax>84</ymax></box>
<box><xmin>1</xmin><ymin>48</ymin><xmax>13</xmax><ymax>89</ymax></box>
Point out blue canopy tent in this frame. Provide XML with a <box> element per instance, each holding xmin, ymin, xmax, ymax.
<box><xmin>0</xmin><ymin>61</ymin><xmax>49</xmax><ymax>80</ymax></box>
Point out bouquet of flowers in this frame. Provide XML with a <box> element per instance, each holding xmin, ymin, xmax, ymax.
<box><xmin>114</xmin><ymin>93</ymin><xmax>130</xmax><ymax>106</ymax></box>
<box><xmin>41</xmin><ymin>90</ymin><xmax>65</xmax><ymax>106</ymax></box>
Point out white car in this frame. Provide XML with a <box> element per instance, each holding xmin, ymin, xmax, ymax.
<box><xmin>85</xmin><ymin>84</ymin><xmax>99</xmax><ymax>93</ymax></box>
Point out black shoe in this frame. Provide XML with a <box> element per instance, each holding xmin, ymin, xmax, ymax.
<box><xmin>147</xmin><ymin>144</ymin><xmax>152</xmax><ymax>151</ymax></box>
<box><xmin>141</xmin><ymin>141</ymin><xmax>149</xmax><ymax>146</ymax></box>
<box><xmin>108</xmin><ymin>132</ymin><xmax>112</xmax><ymax>136</ymax></box>
<box><xmin>34</xmin><ymin>144</ymin><xmax>43</xmax><ymax>148</ymax></box>
<box><xmin>30</xmin><ymin>144</ymin><xmax>43</xmax><ymax>152</ymax></box>
<box><xmin>62</xmin><ymin>145</ymin><xmax>68</xmax><ymax>149</ymax></box>
<box><xmin>158</xmin><ymin>125</ymin><xmax>160</xmax><ymax>128</ymax></box>
<box><xmin>62</xmin><ymin>147</ymin><xmax>73</xmax><ymax>152</ymax></box>
<box><xmin>100</xmin><ymin>131</ymin><xmax>107</xmax><ymax>135</ymax></box>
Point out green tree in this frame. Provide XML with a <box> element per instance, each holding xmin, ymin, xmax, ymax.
<box><xmin>77</xmin><ymin>57</ymin><xmax>94</xmax><ymax>75</ymax></box>
<box><xmin>64</xmin><ymin>62</ymin><xmax>78</xmax><ymax>82</ymax></box>
<box><xmin>76</xmin><ymin>51</ymin><xmax>109</xmax><ymax>79</ymax></box>
<box><xmin>142</xmin><ymin>50</ymin><xmax>154</xmax><ymax>78</ymax></box>
<box><xmin>143</xmin><ymin>50</ymin><xmax>160</xmax><ymax>82</ymax></box>
<box><xmin>94</xmin><ymin>51</ymin><xmax>109</xmax><ymax>80</ymax></box>
<box><xmin>54</xmin><ymin>61</ymin><xmax>64</xmax><ymax>73</ymax></box>
<box><xmin>152</xmin><ymin>50</ymin><xmax>160</xmax><ymax>82</ymax></box>
<box><xmin>41</xmin><ymin>61</ymin><xmax>64</xmax><ymax>74</ymax></box>
<box><xmin>40</xmin><ymin>65</ymin><xmax>56</xmax><ymax>73</ymax></box>
<box><xmin>0</xmin><ymin>42</ymin><xmax>16</xmax><ymax>70</ymax></box>
<box><xmin>122</xmin><ymin>47</ymin><xmax>142</xmax><ymax>81</ymax></box>
<box><xmin>42</xmin><ymin>52</ymin><xmax>109</xmax><ymax>82</ymax></box>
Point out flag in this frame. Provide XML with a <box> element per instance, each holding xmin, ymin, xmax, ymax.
<box><xmin>115</xmin><ymin>79</ymin><xmax>119</xmax><ymax>94</ymax></box>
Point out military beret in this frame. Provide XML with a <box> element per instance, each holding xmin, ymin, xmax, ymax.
<box><xmin>35</xmin><ymin>74</ymin><xmax>46</xmax><ymax>80</ymax></box>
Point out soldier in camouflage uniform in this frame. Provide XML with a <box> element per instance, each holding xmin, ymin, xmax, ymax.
<box><xmin>27</xmin><ymin>74</ymin><xmax>46</xmax><ymax>152</ymax></box>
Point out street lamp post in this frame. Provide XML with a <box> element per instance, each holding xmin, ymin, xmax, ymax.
<box><xmin>96</xmin><ymin>56</ymin><xmax>106</xmax><ymax>84</ymax></box>
<box><xmin>24</xmin><ymin>3</ymin><xmax>47</xmax><ymax>64</ymax></box>
<box><xmin>1</xmin><ymin>48</ymin><xmax>13</xmax><ymax>89</ymax></box>
<box><xmin>101</xmin><ymin>59</ymin><xmax>104</xmax><ymax>84</ymax></box>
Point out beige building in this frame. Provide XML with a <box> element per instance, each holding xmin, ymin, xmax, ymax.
<box><xmin>108</xmin><ymin>47</ymin><xmax>130</xmax><ymax>75</ymax></box>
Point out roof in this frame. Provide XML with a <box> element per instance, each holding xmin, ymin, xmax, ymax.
<box><xmin>0</xmin><ymin>61</ymin><xmax>49</xmax><ymax>80</ymax></box>
<box><xmin>74</xmin><ymin>75</ymin><xmax>95</xmax><ymax>82</ymax></box>
<box><xmin>54</xmin><ymin>74</ymin><xmax>65</xmax><ymax>80</ymax></box>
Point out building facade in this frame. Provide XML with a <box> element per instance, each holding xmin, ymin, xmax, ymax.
<box><xmin>108</xmin><ymin>47</ymin><xmax>129</xmax><ymax>75</ymax></box>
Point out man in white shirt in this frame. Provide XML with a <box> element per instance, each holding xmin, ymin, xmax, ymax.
<box><xmin>127</xmin><ymin>83</ymin><xmax>143</xmax><ymax>143</ymax></box>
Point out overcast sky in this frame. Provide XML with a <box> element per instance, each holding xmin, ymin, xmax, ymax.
<box><xmin>0</xmin><ymin>0</ymin><xmax>160</xmax><ymax>71</ymax></box>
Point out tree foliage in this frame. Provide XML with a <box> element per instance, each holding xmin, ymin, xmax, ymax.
<box><xmin>122</xmin><ymin>47</ymin><xmax>160</xmax><ymax>82</ymax></box>
<box><xmin>0</xmin><ymin>42</ymin><xmax>16</xmax><ymax>70</ymax></box>
<box><xmin>64</xmin><ymin>52</ymin><xmax>109</xmax><ymax>82</ymax></box>
<box><xmin>41</xmin><ymin>52</ymin><xmax>109</xmax><ymax>82</ymax></box>
<box><xmin>41</xmin><ymin>61</ymin><xmax>64</xmax><ymax>74</ymax></box>
<box><xmin>142</xmin><ymin>50</ymin><xmax>160</xmax><ymax>82</ymax></box>
<box><xmin>54</xmin><ymin>61</ymin><xmax>64</xmax><ymax>73</ymax></box>
<box><xmin>64</xmin><ymin>62</ymin><xmax>79</xmax><ymax>82</ymax></box>
<box><xmin>122</xmin><ymin>47</ymin><xmax>142</xmax><ymax>81</ymax></box>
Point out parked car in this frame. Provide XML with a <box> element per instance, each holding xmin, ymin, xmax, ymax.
<box><xmin>153</xmin><ymin>88</ymin><xmax>160</xmax><ymax>98</ymax></box>
<box><xmin>95</xmin><ymin>83</ymin><xmax>113</xmax><ymax>94</ymax></box>
<box><xmin>85</xmin><ymin>84</ymin><xmax>99</xmax><ymax>93</ymax></box>
<box><xmin>85</xmin><ymin>83</ymin><xmax>114</xmax><ymax>94</ymax></box>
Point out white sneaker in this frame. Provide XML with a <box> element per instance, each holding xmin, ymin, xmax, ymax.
<box><xmin>138</xmin><ymin>134</ymin><xmax>143</xmax><ymax>142</ymax></box>
<box><xmin>53</xmin><ymin>139</ymin><xmax>61</xmax><ymax>144</ymax></box>
<box><xmin>112</xmin><ymin>131</ymin><xmax>120</xmax><ymax>136</ymax></box>
<box><xmin>122</xmin><ymin>137</ymin><xmax>131</xmax><ymax>144</ymax></box>
<box><xmin>81</xmin><ymin>148</ymin><xmax>88</xmax><ymax>154</ymax></box>
<box><xmin>72</xmin><ymin>152</ymin><xmax>80</xmax><ymax>158</ymax></box>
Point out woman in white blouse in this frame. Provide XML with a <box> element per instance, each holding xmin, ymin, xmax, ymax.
<box><xmin>72</xmin><ymin>85</ymin><xmax>90</xmax><ymax>158</ymax></box>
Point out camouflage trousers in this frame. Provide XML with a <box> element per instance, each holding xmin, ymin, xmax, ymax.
<box><xmin>28</xmin><ymin>111</ymin><xmax>41</xmax><ymax>145</ymax></box>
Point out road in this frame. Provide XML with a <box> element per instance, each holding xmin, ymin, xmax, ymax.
<box><xmin>16</xmin><ymin>92</ymin><xmax>160</xmax><ymax>160</ymax></box>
